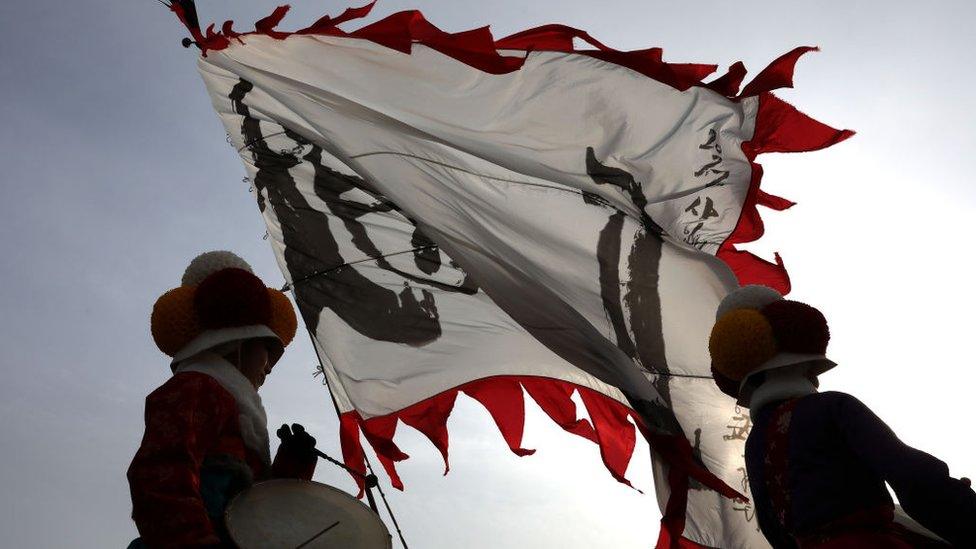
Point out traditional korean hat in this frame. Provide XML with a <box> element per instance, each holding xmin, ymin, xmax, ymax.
<box><xmin>709</xmin><ymin>285</ymin><xmax>835</xmax><ymax>405</ymax></box>
<box><xmin>150</xmin><ymin>251</ymin><xmax>297</xmax><ymax>369</ymax></box>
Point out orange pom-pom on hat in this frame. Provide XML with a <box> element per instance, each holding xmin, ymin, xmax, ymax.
<box><xmin>267</xmin><ymin>289</ymin><xmax>298</xmax><ymax>347</ymax></box>
<box><xmin>708</xmin><ymin>285</ymin><xmax>837</xmax><ymax>404</ymax></box>
<box><xmin>709</xmin><ymin>308</ymin><xmax>778</xmax><ymax>383</ymax></box>
<box><xmin>151</xmin><ymin>286</ymin><xmax>201</xmax><ymax>357</ymax></box>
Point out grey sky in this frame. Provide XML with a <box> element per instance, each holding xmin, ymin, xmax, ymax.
<box><xmin>1</xmin><ymin>1</ymin><xmax>974</xmax><ymax>547</ymax></box>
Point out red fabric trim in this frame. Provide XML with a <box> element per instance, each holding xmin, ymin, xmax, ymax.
<box><xmin>221</xmin><ymin>20</ymin><xmax>242</xmax><ymax>41</ymax></box>
<box><xmin>717</xmin><ymin>248</ymin><xmax>791</xmax><ymax>295</ymax></box>
<box><xmin>740</xmin><ymin>46</ymin><xmax>819</xmax><ymax>97</ymax></box>
<box><xmin>171</xmin><ymin>1</ymin><xmax>231</xmax><ymax>53</ymax></box>
<box><xmin>719</xmin><ymin>92</ymin><xmax>855</xmax><ymax>294</ymax></box>
<box><xmin>359</xmin><ymin>414</ymin><xmax>409</xmax><ymax>490</ymax></box>
<box><xmin>336</xmin><ymin>376</ymin><xmax>744</xmax><ymax>502</ymax></box>
<box><xmin>765</xmin><ymin>399</ymin><xmax>800</xmax><ymax>535</ymax></box>
<box><xmin>164</xmin><ymin>3</ymin><xmax>727</xmax><ymax>96</ymax></box>
<box><xmin>704</xmin><ymin>61</ymin><xmax>747</xmax><ymax>97</ymax></box>
<box><xmin>254</xmin><ymin>5</ymin><xmax>292</xmax><ymax>40</ymax></box>
<box><xmin>655</xmin><ymin>525</ymin><xmax>717</xmax><ymax>549</ymax></box>
<box><xmin>521</xmin><ymin>378</ymin><xmax>597</xmax><ymax>443</ymax></box>
<box><xmin>463</xmin><ymin>378</ymin><xmax>536</xmax><ymax>457</ymax></box>
<box><xmin>748</xmin><ymin>94</ymin><xmax>857</xmax><ymax>156</ymax></box>
<box><xmin>399</xmin><ymin>390</ymin><xmax>457</xmax><ymax>473</ymax></box>
<box><xmin>297</xmin><ymin>1</ymin><xmax>377</xmax><ymax>35</ymax></box>
<box><xmin>349</xmin><ymin>12</ymin><xmax>526</xmax><ymax>74</ymax></box>
<box><xmin>577</xmin><ymin>388</ymin><xmax>637</xmax><ymax>488</ymax></box>
<box><xmin>339</xmin><ymin>411</ymin><xmax>367</xmax><ymax>496</ymax></box>
<box><xmin>661</xmin><ymin>463</ymin><xmax>691</xmax><ymax>548</ymax></box>
<box><xmin>757</xmin><ymin>189</ymin><xmax>796</xmax><ymax>211</ymax></box>
<box><xmin>646</xmin><ymin>431</ymin><xmax>743</xmax><ymax>501</ymax></box>
<box><xmin>494</xmin><ymin>23</ymin><xmax>615</xmax><ymax>52</ymax></box>
<box><xmin>496</xmin><ymin>25</ymin><xmax>715</xmax><ymax>91</ymax></box>
<box><xmin>169</xmin><ymin>2</ymin><xmax>204</xmax><ymax>44</ymax></box>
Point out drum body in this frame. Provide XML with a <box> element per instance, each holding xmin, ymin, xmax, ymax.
<box><xmin>226</xmin><ymin>479</ymin><xmax>392</xmax><ymax>549</ymax></box>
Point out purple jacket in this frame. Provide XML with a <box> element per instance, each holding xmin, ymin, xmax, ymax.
<box><xmin>745</xmin><ymin>391</ymin><xmax>976</xmax><ymax>547</ymax></box>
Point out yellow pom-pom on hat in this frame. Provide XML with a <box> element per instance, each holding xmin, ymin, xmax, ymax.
<box><xmin>709</xmin><ymin>308</ymin><xmax>778</xmax><ymax>383</ymax></box>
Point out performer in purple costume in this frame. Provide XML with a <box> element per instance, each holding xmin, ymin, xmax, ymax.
<box><xmin>708</xmin><ymin>285</ymin><xmax>976</xmax><ymax>548</ymax></box>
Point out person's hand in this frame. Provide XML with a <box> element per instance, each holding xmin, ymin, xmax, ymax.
<box><xmin>276</xmin><ymin>423</ymin><xmax>317</xmax><ymax>457</ymax></box>
<box><xmin>273</xmin><ymin>423</ymin><xmax>319</xmax><ymax>479</ymax></box>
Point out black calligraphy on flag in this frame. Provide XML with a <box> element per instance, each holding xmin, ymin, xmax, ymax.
<box><xmin>230</xmin><ymin>78</ymin><xmax>477</xmax><ymax>346</ymax></box>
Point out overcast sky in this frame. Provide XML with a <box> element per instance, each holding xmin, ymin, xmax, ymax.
<box><xmin>2</xmin><ymin>1</ymin><xmax>975</xmax><ymax>547</ymax></box>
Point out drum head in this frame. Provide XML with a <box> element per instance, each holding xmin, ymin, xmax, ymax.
<box><xmin>226</xmin><ymin>479</ymin><xmax>392</xmax><ymax>549</ymax></box>
<box><xmin>893</xmin><ymin>504</ymin><xmax>949</xmax><ymax>545</ymax></box>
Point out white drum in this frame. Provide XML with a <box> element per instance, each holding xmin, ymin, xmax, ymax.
<box><xmin>893</xmin><ymin>504</ymin><xmax>949</xmax><ymax>545</ymax></box>
<box><xmin>225</xmin><ymin>479</ymin><xmax>392</xmax><ymax>549</ymax></box>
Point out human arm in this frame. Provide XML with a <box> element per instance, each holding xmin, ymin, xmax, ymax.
<box><xmin>832</xmin><ymin>393</ymin><xmax>976</xmax><ymax>546</ymax></box>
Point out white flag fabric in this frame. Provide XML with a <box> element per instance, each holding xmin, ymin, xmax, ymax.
<box><xmin>175</xmin><ymin>3</ymin><xmax>851</xmax><ymax>546</ymax></box>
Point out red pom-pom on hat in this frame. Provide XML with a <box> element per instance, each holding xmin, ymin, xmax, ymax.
<box><xmin>761</xmin><ymin>300</ymin><xmax>830</xmax><ymax>355</ymax></box>
<box><xmin>195</xmin><ymin>268</ymin><xmax>272</xmax><ymax>329</ymax></box>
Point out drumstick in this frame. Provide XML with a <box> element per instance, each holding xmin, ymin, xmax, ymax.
<box><xmin>277</xmin><ymin>425</ymin><xmax>383</xmax><ymax>515</ymax></box>
<box><xmin>295</xmin><ymin>520</ymin><xmax>341</xmax><ymax>548</ymax></box>
<box><xmin>312</xmin><ymin>447</ymin><xmax>381</xmax><ymax>514</ymax></box>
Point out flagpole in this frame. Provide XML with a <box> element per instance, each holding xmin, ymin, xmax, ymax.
<box><xmin>299</xmin><ymin>322</ymin><xmax>411</xmax><ymax>549</ymax></box>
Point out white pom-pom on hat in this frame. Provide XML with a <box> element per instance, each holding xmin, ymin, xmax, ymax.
<box><xmin>715</xmin><ymin>285</ymin><xmax>783</xmax><ymax>321</ymax></box>
<box><xmin>181</xmin><ymin>250</ymin><xmax>254</xmax><ymax>287</ymax></box>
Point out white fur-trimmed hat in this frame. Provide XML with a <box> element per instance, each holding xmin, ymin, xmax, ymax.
<box><xmin>150</xmin><ymin>251</ymin><xmax>298</xmax><ymax>369</ymax></box>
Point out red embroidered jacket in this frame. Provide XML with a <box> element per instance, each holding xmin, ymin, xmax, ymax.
<box><xmin>128</xmin><ymin>372</ymin><xmax>315</xmax><ymax>547</ymax></box>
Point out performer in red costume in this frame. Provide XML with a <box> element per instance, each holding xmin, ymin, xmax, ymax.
<box><xmin>127</xmin><ymin>251</ymin><xmax>316</xmax><ymax>548</ymax></box>
<box><xmin>709</xmin><ymin>285</ymin><xmax>976</xmax><ymax>548</ymax></box>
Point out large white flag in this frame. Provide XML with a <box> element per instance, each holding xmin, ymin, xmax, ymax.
<box><xmin>174</xmin><ymin>2</ymin><xmax>851</xmax><ymax>546</ymax></box>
